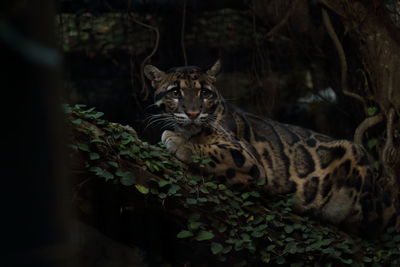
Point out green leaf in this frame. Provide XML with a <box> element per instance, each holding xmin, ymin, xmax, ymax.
<box><xmin>362</xmin><ymin>256</ymin><xmax>372</xmax><ymax>263</ymax></box>
<box><xmin>205</xmin><ymin>182</ymin><xmax>217</xmax><ymax>189</ymax></box>
<box><xmin>284</xmin><ymin>225</ymin><xmax>294</xmax><ymax>234</ymax></box>
<box><xmin>266</xmin><ymin>244</ymin><xmax>275</xmax><ymax>251</ymax></box>
<box><xmin>285</xmin><ymin>242</ymin><xmax>298</xmax><ymax>254</ymax></box>
<box><xmin>158</xmin><ymin>192</ymin><xmax>167</xmax><ymax>199</ymax></box>
<box><xmin>89</xmin><ymin>166</ymin><xmax>114</xmax><ymax>181</ymax></box>
<box><xmin>120</xmin><ymin>172</ymin><xmax>136</xmax><ymax>186</ymax></box>
<box><xmin>218</xmin><ymin>184</ymin><xmax>227</xmax><ymax>190</ymax></box>
<box><xmin>222</xmin><ymin>245</ymin><xmax>232</xmax><ymax>254</ymax></box>
<box><xmin>100</xmin><ymin>171</ymin><xmax>113</xmax><ymax>181</ymax></box>
<box><xmin>168</xmin><ymin>184</ymin><xmax>181</xmax><ymax>195</ymax></box>
<box><xmin>293</xmin><ymin>224</ymin><xmax>304</xmax><ymax>230</ymax></box>
<box><xmin>261</xmin><ymin>252</ymin><xmax>271</xmax><ymax>263</ymax></box>
<box><xmin>241</xmin><ymin>233</ymin><xmax>250</xmax><ymax>241</ymax></box>
<box><xmin>200</xmin><ymin>187</ymin><xmax>209</xmax><ymax>194</ymax></box>
<box><xmin>90</xmin><ymin>138</ymin><xmax>105</xmax><ymax>143</ymax></box>
<box><xmin>339</xmin><ymin>257</ymin><xmax>352</xmax><ymax>264</ymax></box>
<box><xmin>189</xmin><ymin>221</ymin><xmax>203</xmax><ymax>230</ymax></box>
<box><xmin>77</xmin><ymin>143</ymin><xmax>90</xmax><ymax>152</ymax></box>
<box><xmin>211</xmin><ymin>242</ymin><xmax>223</xmax><ymax>255</ymax></box>
<box><xmin>198</xmin><ymin>197</ymin><xmax>208</xmax><ymax>202</ymax></box>
<box><xmin>89</xmin><ymin>111</ymin><xmax>104</xmax><ymax>119</ymax></box>
<box><xmin>201</xmin><ymin>158</ymin><xmax>212</xmax><ymax>164</ymax></box>
<box><xmin>89</xmin><ymin>152</ymin><xmax>100</xmax><ymax>160</ymax></box>
<box><xmin>177</xmin><ymin>230</ymin><xmax>193</xmax><ymax>238</ymax></box>
<box><xmin>71</xmin><ymin>118</ymin><xmax>82</xmax><ymax>124</ymax></box>
<box><xmin>243</xmin><ymin>201</ymin><xmax>254</xmax><ymax>206</ymax></box>
<box><xmin>367</xmin><ymin>106</ymin><xmax>377</xmax><ymax>116</ymax></box>
<box><xmin>256</xmin><ymin>179</ymin><xmax>266</xmax><ymax>186</ymax></box>
<box><xmin>107</xmin><ymin>161</ymin><xmax>118</xmax><ymax>168</ymax></box>
<box><xmin>96</xmin><ymin>119</ymin><xmax>106</xmax><ymax>125</ymax></box>
<box><xmin>255</xmin><ymin>224</ymin><xmax>268</xmax><ymax>231</ymax></box>
<box><xmin>276</xmin><ymin>256</ymin><xmax>286</xmax><ymax>265</ymax></box>
<box><xmin>63</xmin><ymin>104</ymin><xmax>72</xmax><ymax>114</ymax></box>
<box><xmin>367</xmin><ymin>139</ymin><xmax>378</xmax><ymax>149</ymax></box>
<box><xmin>251</xmin><ymin>231</ymin><xmax>264</xmax><ymax>238</ymax></box>
<box><xmin>265</xmin><ymin>215</ymin><xmax>275</xmax><ymax>221</ymax></box>
<box><xmin>158</xmin><ymin>180</ymin><xmax>170</xmax><ymax>187</ymax></box>
<box><xmin>241</xmin><ymin>192</ymin><xmax>250</xmax><ymax>199</ymax></box>
<box><xmin>135</xmin><ymin>184</ymin><xmax>149</xmax><ymax>194</ymax></box>
<box><xmin>150</xmin><ymin>188</ymin><xmax>159</xmax><ymax>195</ymax></box>
<box><xmin>84</xmin><ymin>107</ymin><xmax>94</xmax><ymax>112</ymax></box>
<box><xmin>195</xmin><ymin>231</ymin><xmax>214</xmax><ymax>241</ymax></box>
<box><xmin>187</xmin><ymin>198</ymin><xmax>197</xmax><ymax>205</ymax></box>
<box><xmin>218</xmin><ymin>224</ymin><xmax>227</xmax><ymax>233</ymax></box>
<box><xmin>132</xmin><ymin>145</ymin><xmax>140</xmax><ymax>153</ymax></box>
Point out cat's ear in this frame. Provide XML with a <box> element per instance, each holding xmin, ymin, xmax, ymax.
<box><xmin>206</xmin><ymin>60</ymin><xmax>221</xmax><ymax>80</ymax></box>
<box><xmin>144</xmin><ymin>65</ymin><xmax>165</xmax><ymax>83</ymax></box>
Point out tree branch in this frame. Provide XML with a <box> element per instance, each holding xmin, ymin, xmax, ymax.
<box><xmin>128</xmin><ymin>12</ymin><xmax>160</xmax><ymax>100</ymax></box>
<box><xmin>354</xmin><ymin>113</ymin><xmax>384</xmax><ymax>145</ymax></box>
<box><xmin>67</xmin><ymin>105</ymin><xmax>400</xmax><ymax>265</ymax></box>
<box><xmin>321</xmin><ymin>8</ymin><xmax>367</xmax><ymax>110</ymax></box>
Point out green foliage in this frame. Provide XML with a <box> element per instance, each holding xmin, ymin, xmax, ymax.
<box><xmin>177</xmin><ymin>230</ymin><xmax>194</xmax><ymax>239</ymax></box>
<box><xmin>67</xmin><ymin>104</ymin><xmax>400</xmax><ymax>266</ymax></box>
<box><xmin>135</xmin><ymin>184</ymin><xmax>149</xmax><ymax>194</ymax></box>
<box><xmin>367</xmin><ymin>138</ymin><xmax>378</xmax><ymax>149</ymax></box>
<box><xmin>367</xmin><ymin>106</ymin><xmax>378</xmax><ymax>116</ymax></box>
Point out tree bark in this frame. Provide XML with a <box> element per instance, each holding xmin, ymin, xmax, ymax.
<box><xmin>320</xmin><ymin>0</ymin><xmax>400</xmax><ymax>201</ymax></box>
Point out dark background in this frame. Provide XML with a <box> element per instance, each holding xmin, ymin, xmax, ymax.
<box><xmin>59</xmin><ymin>0</ymin><xmax>366</xmax><ymax>143</ymax></box>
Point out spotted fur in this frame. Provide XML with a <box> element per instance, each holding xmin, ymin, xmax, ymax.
<box><xmin>144</xmin><ymin>61</ymin><xmax>400</xmax><ymax>235</ymax></box>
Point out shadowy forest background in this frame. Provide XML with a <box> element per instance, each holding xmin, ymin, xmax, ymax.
<box><xmin>1</xmin><ymin>0</ymin><xmax>400</xmax><ymax>266</ymax></box>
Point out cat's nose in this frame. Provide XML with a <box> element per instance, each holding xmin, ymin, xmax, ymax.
<box><xmin>185</xmin><ymin>110</ymin><xmax>200</xmax><ymax>120</ymax></box>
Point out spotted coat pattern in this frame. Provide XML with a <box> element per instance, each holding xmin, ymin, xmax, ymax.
<box><xmin>144</xmin><ymin>61</ymin><xmax>400</xmax><ymax>235</ymax></box>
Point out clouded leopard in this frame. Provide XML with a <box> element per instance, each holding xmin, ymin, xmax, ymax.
<box><xmin>144</xmin><ymin>60</ymin><xmax>399</xmax><ymax>235</ymax></box>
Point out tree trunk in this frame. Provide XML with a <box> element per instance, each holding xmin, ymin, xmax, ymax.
<box><xmin>320</xmin><ymin>0</ymin><xmax>400</xmax><ymax>205</ymax></box>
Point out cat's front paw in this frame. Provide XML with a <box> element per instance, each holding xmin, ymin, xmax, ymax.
<box><xmin>162</xmin><ymin>130</ymin><xmax>186</xmax><ymax>153</ymax></box>
<box><xmin>161</xmin><ymin>130</ymin><xmax>192</xmax><ymax>162</ymax></box>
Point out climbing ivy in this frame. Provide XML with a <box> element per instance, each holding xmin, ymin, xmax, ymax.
<box><xmin>66</xmin><ymin>104</ymin><xmax>400</xmax><ymax>266</ymax></box>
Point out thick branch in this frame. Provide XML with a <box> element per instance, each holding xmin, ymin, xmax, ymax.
<box><xmin>354</xmin><ymin>113</ymin><xmax>384</xmax><ymax>145</ymax></box>
<box><xmin>66</xmin><ymin>106</ymin><xmax>400</xmax><ymax>265</ymax></box>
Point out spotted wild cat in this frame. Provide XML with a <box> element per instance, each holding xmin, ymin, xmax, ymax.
<box><xmin>144</xmin><ymin>60</ymin><xmax>399</xmax><ymax>235</ymax></box>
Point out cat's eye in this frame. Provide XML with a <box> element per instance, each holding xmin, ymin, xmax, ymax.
<box><xmin>201</xmin><ymin>89</ymin><xmax>213</xmax><ymax>98</ymax></box>
<box><xmin>171</xmin><ymin>89</ymin><xmax>181</xmax><ymax>98</ymax></box>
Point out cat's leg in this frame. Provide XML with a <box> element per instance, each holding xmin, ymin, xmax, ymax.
<box><xmin>162</xmin><ymin>130</ymin><xmax>265</xmax><ymax>185</ymax></box>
